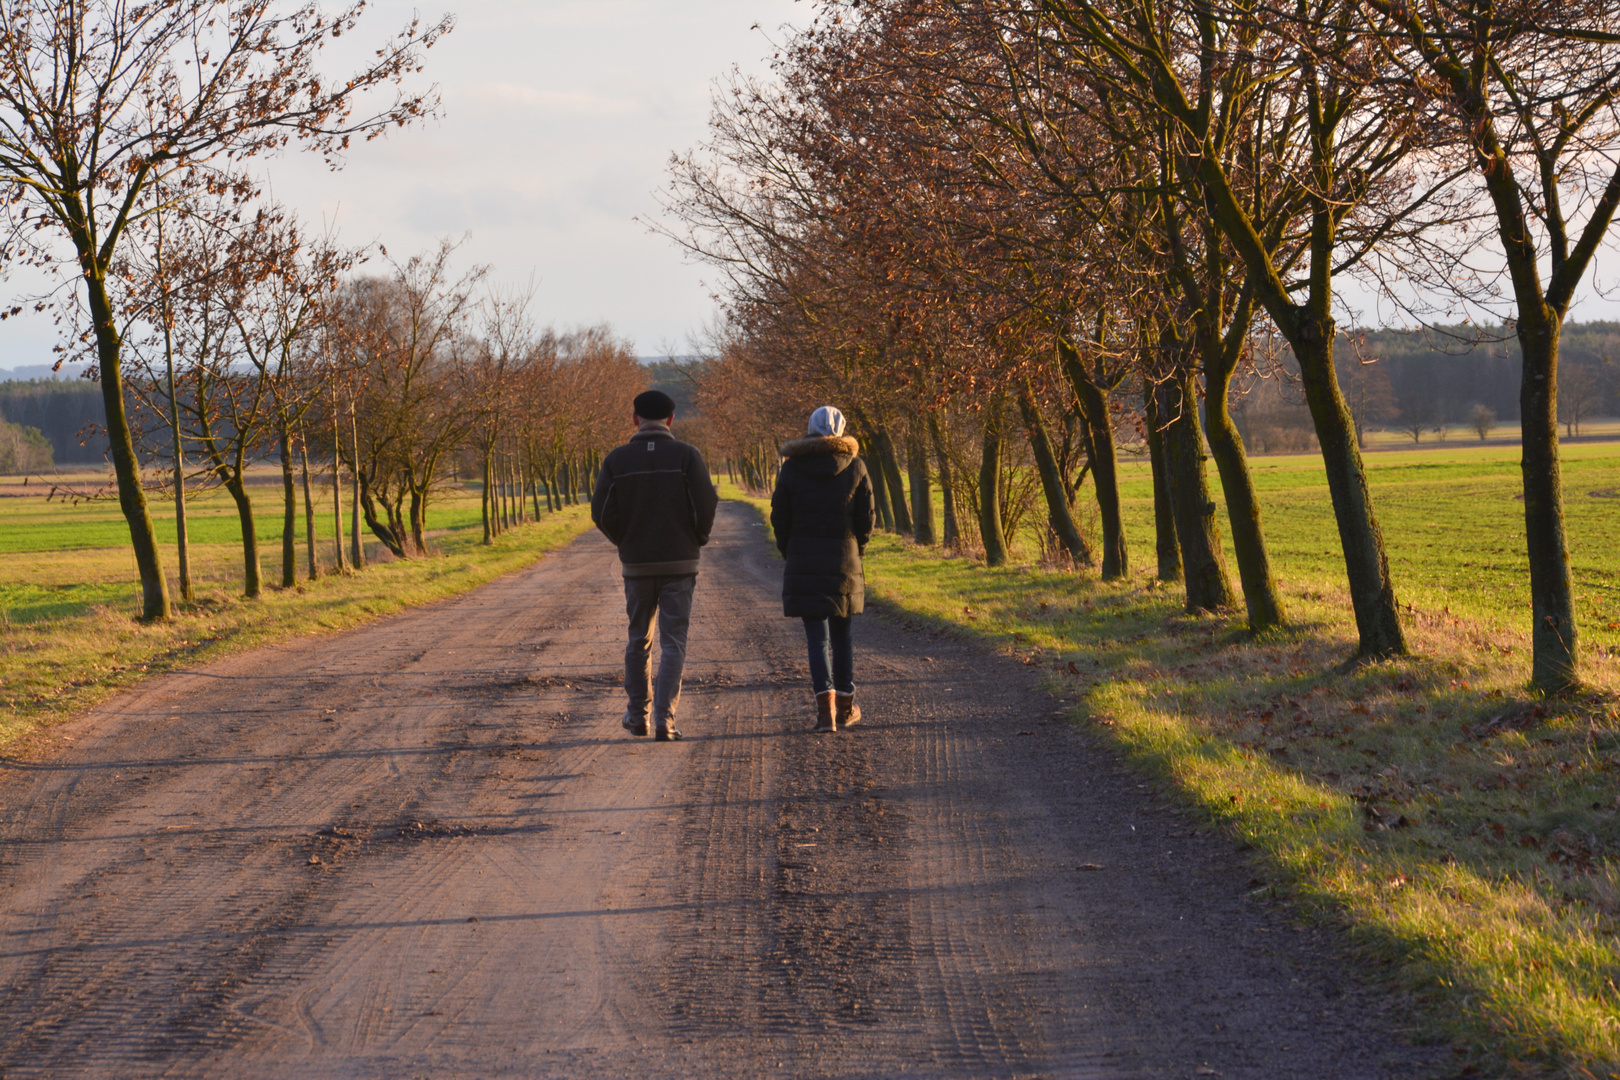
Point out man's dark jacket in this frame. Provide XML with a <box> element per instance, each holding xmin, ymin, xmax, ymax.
<box><xmin>592</xmin><ymin>424</ymin><xmax>719</xmax><ymax>577</ymax></box>
<box><xmin>770</xmin><ymin>434</ymin><xmax>874</xmax><ymax>618</ymax></box>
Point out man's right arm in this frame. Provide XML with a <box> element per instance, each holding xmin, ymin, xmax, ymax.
<box><xmin>686</xmin><ymin>447</ymin><xmax>719</xmax><ymax>545</ymax></box>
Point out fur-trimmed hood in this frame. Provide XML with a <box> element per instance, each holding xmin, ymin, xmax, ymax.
<box><xmin>779</xmin><ymin>434</ymin><xmax>860</xmax><ymax>479</ymax></box>
<box><xmin>780</xmin><ymin>434</ymin><xmax>860</xmax><ymax>459</ymax></box>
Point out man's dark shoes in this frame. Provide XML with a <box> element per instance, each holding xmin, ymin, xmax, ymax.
<box><xmin>622</xmin><ymin>710</ymin><xmax>650</xmax><ymax>737</ymax></box>
<box><xmin>654</xmin><ymin>726</ymin><xmax>683</xmax><ymax>742</ymax></box>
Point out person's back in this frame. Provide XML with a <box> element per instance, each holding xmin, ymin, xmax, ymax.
<box><xmin>594</xmin><ymin>425</ymin><xmax>715</xmax><ymax>576</ymax></box>
<box><xmin>773</xmin><ymin>435</ymin><xmax>870</xmax><ymax>619</ymax></box>
<box><xmin>770</xmin><ymin>406</ymin><xmax>873</xmax><ymax>733</ymax></box>
<box><xmin>591</xmin><ymin>391</ymin><xmax>718</xmax><ymax>741</ymax></box>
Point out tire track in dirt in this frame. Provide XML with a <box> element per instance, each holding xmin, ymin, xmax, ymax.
<box><xmin>0</xmin><ymin>504</ymin><xmax>1439</xmax><ymax>1078</ymax></box>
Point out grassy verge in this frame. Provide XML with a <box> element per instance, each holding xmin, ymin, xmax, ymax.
<box><xmin>0</xmin><ymin>479</ymin><xmax>594</xmax><ymax>745</ymax></box>
<box><xmin>721</xmin><ymin>457</ymin><xmax>1620</xmax><ymax>1077</ymax></box>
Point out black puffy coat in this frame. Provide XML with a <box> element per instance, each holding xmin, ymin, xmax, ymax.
<box><xmin>770</xmin><ymin>434</ymin><xmax>875</xmax><ymax>619</ymax></box>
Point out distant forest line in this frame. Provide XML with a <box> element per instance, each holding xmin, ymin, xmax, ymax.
<box><xmin>0</xmin><ymin>379</ymin><xmax>106</xmax><ymax>465</ymax></box>
<box><xmin>5</xmin><ymin>322</ymin><xmax>1619</xmax><ymax>470</ymax></box>
<box><xmin>1346</xmin><ymin>320</ymin><xmax>1618</xmax><ymax>425</ymax></box>
<box><xmin>1233</xmin><ymin>323</ymin><xmax>1620</xmax><ymax>453</ymax></box>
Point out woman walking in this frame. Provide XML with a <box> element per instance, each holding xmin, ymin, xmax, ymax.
<box><xmin>770</xmin><ymin>406</ymin><xmax>875</xmax><ymax>733</ymax></box>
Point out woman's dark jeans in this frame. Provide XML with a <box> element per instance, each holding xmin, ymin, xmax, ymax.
<box><xmin>802</xmin><ymin>615</ymin><xmax>854</xmax><ymax>694</ymax></box>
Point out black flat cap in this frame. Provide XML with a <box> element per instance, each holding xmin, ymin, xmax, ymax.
<box><xmin>633</xmin><ymin>390</ymin><xmax>676</xmax><ymax>420</ymax></box>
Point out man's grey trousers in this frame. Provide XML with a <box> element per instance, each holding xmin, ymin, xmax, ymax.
<box><xmin>623</xmin><ymin>574</ymin><xmax>696</xmax><ymax>728</ymax></box>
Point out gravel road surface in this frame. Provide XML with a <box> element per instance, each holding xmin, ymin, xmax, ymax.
<box><xmin>0</xmin><ymin>504</ymin><xmax>1438</xmax><ymax>1078</ymax></box>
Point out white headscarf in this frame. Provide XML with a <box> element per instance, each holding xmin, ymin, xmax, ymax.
<box><xmin>808</xmin><ymin>405</ymin><xmax>846</xmax><ymax>438</ymax></box>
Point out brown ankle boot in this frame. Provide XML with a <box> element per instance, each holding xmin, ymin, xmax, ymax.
<box><xmin>813</xmin><ymin>691</ymin><xmax>837</xmax><ymax>733</ymax></box>
<box><xmin>835</xmin><ymin>691</ymin><xmax>861</xmax><ymax>729</ymax></box>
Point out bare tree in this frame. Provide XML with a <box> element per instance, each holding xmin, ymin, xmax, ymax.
<box><xmin>1365</xmin><ymin>0</ymin><xmax>1620</xmax><ymax>690</ymax></box>
<box><xmin>228</xmin><ymin>216</ymin><xmax>354</xmax><ymax>587</ymax></box>
<box><xmin>466</xmin><ymin>285</ymin><xmax>538</xmax><ymax>544</ymax></box>
<box><xmin>339</xmin><ymin>241</ymin><xmax>483</xmax><ymax>558</ymax></box>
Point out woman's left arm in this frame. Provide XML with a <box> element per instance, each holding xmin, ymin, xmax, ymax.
<box><xmin>851</xmin><ymin>463</ymin><xmax>874</xmax><ymax>553</ymax></box>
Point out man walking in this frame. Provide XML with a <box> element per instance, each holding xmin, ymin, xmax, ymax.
<box><xmin>591</xmin><ymin>390</ymin><xmax>719</xmax><ymax>741</ymax></box>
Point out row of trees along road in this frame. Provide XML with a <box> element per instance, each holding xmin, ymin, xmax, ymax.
<box><xmin>659</xmin><ymin>0</ymin><xmax>1620</xmax><ymax>695</ymax></box>
<box><xmin>116</xmin><ymin>223</ymin><xmax>644</xmax><ymax>604</ymax></box>
<box><xmin>0</xmin><ymin>2</ymin><xmax>646</xmax><ymax>611</ymax></box>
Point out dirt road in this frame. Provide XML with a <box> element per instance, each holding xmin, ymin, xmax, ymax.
<box><xmin>0</xmin><ymin>504</ymin><xmax>1436</xmax><ymax>1078</ymax></box>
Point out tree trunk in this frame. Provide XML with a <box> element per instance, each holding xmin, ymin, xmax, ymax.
<box><xmin>1017</xmin><ymin>382</ymin><xmax>1091</xmax><ymax>566</ymax></box>
<box><xmin>1058</xmin><ymin>339</ymin><xmax>1126</xmax><ymax>579</ymax></box>
<box><xmin>86</xmin><ymin>272</ymin><xmax>170</xmax><ymax>620</ymax></box>
<box><xmin>409</xmin><ymin>481</ymin><xmax>427</xmax><ymax>555</ymax></box>
<box><xmin>978</xmin><ymin>399</ymin><xmax>1008</xmax><ymax>567</ymax></box>
<box><xmin>906</xmin><ymin>425</ymin><xmax>935</xmax><ymax>546</ymax></box>
<box><xmin>1161</xmin><ymin>363</ymin><xmax>1235</xmax><ymax>613</ymax></box>
<box><xmin>349</xmin><ymin>409</ymin><xmax>366</xmax><ymax>569</ymax></box>
<box><xmin>164</xmin><ymin>341</ymin><xmax>193</xmax><ymax>606</ymax></box>
<box><xmin>1518</xmin><ymin>316</ymin><xmax>1579</xmax><ymax>692</ymax></box>
<box><xmin>357</xmin><ymin>475</ymin><xmax>406</xmax><ymax>559</ymax></box>
<box><xmin>874</xmin><ymin>428</ymin><xmax>913</xmax><ymax>535</ymax></box>
<box><xmin>481</xmin><ymin>450</ymin><xmax>495</xmax><ymax>543</ymax></box>
<box><xmin>330</xmin><ymin>404</ymin><xmax>347</xmax><ymax>574</ymax></box>
<box><xmin>926</xmin><ymin>412</ymin><xmax>960</xmax><ymax>547</ymax></box>
<box><xmin>498</xmin><ymin>459</ymin><xmax>511</xmax><ymax>531</ymax></box>
<box><xmin>866</xmin><ymin>451</ymin><xmax>895</xmax><ymax>531</ymax></box>
<box><xmin>386</xmin><ymin>488</ymin><xmax>409</xmax><ymax>555</ymax></box>
<box><xmin>279</xmin><ymin>426</ymin><xmax>297</xmax><ymax>588</ymax></box>
<box><xmin>1293</xmin><ymin>322</ymin><xmax>1406</xmax><ymax>658</ymax></box>
<box><xmin>299</xmin><ymin>427</ymin><xmax>320</xmax><ymax>581</ymax></box>
<box><xmin>502</xmin><ymin>460</ymin><xmax>510</xmax><ymax>526</ymax></box>
<box><xmin>224</xmin><ymin>473</ymin><xmax>262</xmax><ymax>599</ymax></box>
<box><xmin>1144</xmin><ymin>376</ymin><xmax>1181</xmax><ymax>582</ymax></box>
<box><xmin>155</xmin><ymin>216</ymin><xmax>192</xmax><ymax>607</ymax></box>
<box><xmin>1203</xmin><ymin>354</ymin><xmax>1284</xmax><ymax>632</ymax></box>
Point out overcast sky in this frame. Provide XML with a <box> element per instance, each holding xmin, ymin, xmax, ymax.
<box><xmin>0</xmin><ymin>0</ymin><xmax>806</xmax><ymax>371</ymax></box>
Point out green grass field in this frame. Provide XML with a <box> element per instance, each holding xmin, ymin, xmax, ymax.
<box><xmin>730</xmin><ymin>439</ymin><xmax>1620</xmax><ymax>1077</ymax></box>
<box><xmin>1113</xmin><ymin>441</ymin><xmax>1620</xmax><ymax>652</ymax></box>
<box><xmin>0</xmin><ymin>469</ymin><xmax>595</xmax><ymax>740</ymax></box>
